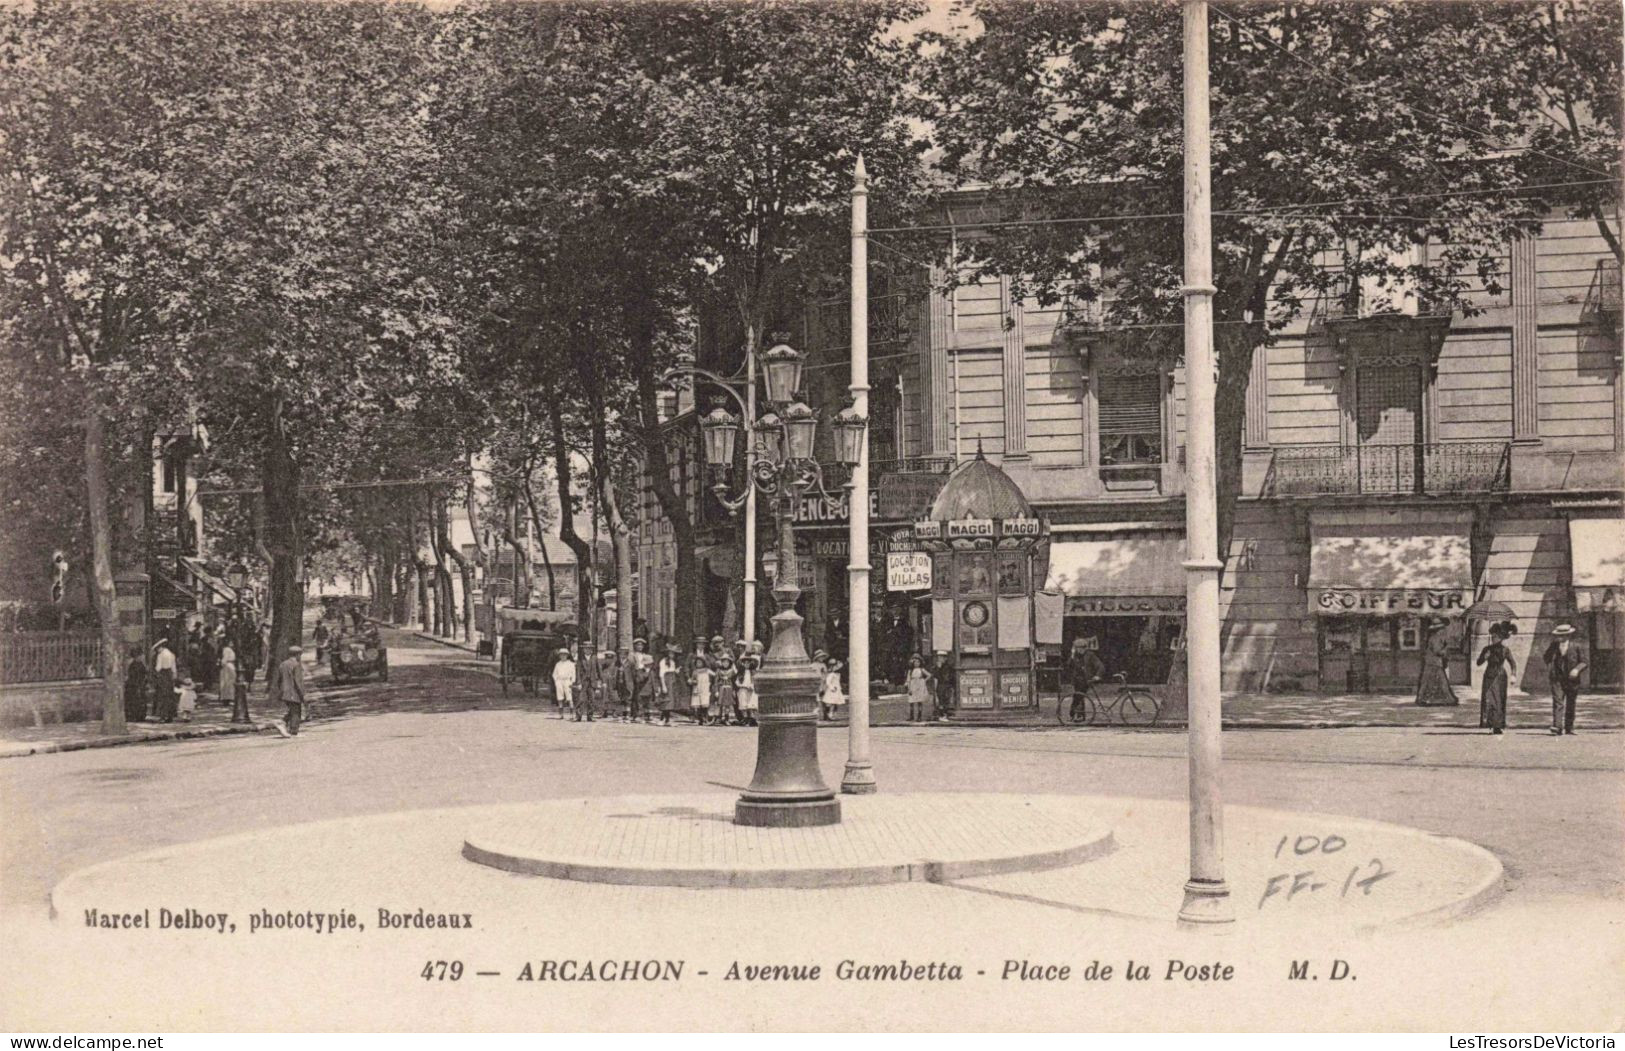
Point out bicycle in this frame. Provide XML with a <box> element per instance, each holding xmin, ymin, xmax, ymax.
<box><xmin>1057</xmin><ymin>674</ymin><xmax>1162</xmax><ymax>726</ymax></box>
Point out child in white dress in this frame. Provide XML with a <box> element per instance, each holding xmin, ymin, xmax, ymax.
<box><xmin>820</xmin><ymin>658</ymin><xmax>846</xmax><ymax>721</ymax></box>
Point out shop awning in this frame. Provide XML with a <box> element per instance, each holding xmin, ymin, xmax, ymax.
<box><xmin>180</xmin><ymin>557</ymin><xmax>237</xmax><ymax>605</ymax></box>
<box><xmin>1044</xmin><ymin>533</ymin><xmax>1187</xmax><ymax>616</ymax></box>
<box><xmin>1308</xmin><ymin>521</ymin><xmax>1473</xmax><ymax>617</ymax></box>
<box><xmin>1569</xmin><ymin>518</ymin><xmax>1625</xmax><ymax>611</ymax></box>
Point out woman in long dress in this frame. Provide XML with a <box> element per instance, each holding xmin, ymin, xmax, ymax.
<box><xmin>217</xmin><ymin>640</ymin><xmax>237</xmax><ymax>705</ymax></box>
<box><xmin>905</xmin><ymin>654</ymin><xmax>933</xmax><ymax>723</ymax></box>
<box><xmin>1476</xmin><ymin>622</ymin><xmax>1517</xmax><ymax>735</ymax></box>
<box><xmin>1415</xmin><ymin>618</ymin><xmax>1460</xmax><ymax>706</ymax></box>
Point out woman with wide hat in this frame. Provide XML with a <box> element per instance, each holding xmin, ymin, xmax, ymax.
<box><xmin>1475</xmin><ymin>621</ymin><xmax>1517</xmax><ymax>735</ymax></box>
<box><xmin>1415</xmin><ymin>617</ymin><xmax>1460</xmax><ymax>706</ymax></box>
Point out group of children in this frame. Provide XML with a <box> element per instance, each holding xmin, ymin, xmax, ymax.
<box><xmin>547</xmin><ymin>635</ymin><xmax>853</xmax><ymax>725</ymax></box>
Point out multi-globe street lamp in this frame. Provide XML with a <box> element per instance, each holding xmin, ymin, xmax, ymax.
<box><xmin>666</xmin><ymin>341</ymin><xmax>866</xmax><ymax>828</ymax></box>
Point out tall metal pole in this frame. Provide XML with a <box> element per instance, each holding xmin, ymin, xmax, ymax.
<box><xmin>1178</xmin><ymin>0</ymin><xmax>1233</xmax><ymax>928</ymax></box>
<box><xmin>743</xmin><ymin>326</ymin><xmax>758</xmax><ymax>645</ymax></box>
<box><xmin>843</xmin><ymin>154</ymin><xmax>876</xmax><ymax>795</ymax></box>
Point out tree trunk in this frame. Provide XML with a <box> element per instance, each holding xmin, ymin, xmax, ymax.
<box><xmin>426</xmin><ymin>493</ymin><xmax>453</xmax><ymax>636</ymax></box>
<box><xmin>501</xmin><ymin>503</ymin><xmax>531</xmax><ymax>608</ymax></box>
<box><xmin>1214</xmin><ymin>328</ymin><xmax>1265</xmax><ymax>584</ymax></box>
<box><xmin>523</xmin><ymin>477</ymin><xmax>558</xmax><ymax>611</ymax></box>
<box><xmin>422</xmin><ymin>555</ymin><xmax>435</xmax><ymax>636</ymax></box>
<box><xmin>262</xmin><ymin>394</ymin><xmax>303</xmax><ymax>699</ymax></box>
<box><xmin>83</xmin><ymin>401</ymin><xmax>126</xmax><ymax>735</ymax></box>
<box><xmin>439</xmin><ymin>494</ymin><xmax>476</xmax><ymax>642</ymax></box>
<box><xmin>601</xmin><ymin>466</ymin><xmax>634</xmax><ymax>659</ymax></box>
<box><xmin>548</xmin><ymin>402</ymin><xmax>593</xmax><ymax>645</ymax></box>
<box><xmin>629</xmin><ymin>314</ymin><xmax>697</xmax><ymax>643</ymax></box>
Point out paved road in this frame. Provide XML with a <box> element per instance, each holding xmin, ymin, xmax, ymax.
<box><xmin>2</xmin><ymin>624</ymin><xmax>1620</xmax><ymax>920</ymax></box>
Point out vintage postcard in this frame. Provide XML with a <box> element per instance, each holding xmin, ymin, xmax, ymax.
<box><xmin>1</xmin><ymin>0</ymin><xmax>1621</xmax><ymax>1034</ymax></box>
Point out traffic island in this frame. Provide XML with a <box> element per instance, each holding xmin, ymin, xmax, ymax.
<box><xmin>461</xmin><ymin>793</ymin><xmax>1115</xmax><ymax>888</ymax></box>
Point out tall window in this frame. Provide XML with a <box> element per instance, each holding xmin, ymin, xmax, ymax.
<box><xmin>1097</xmin><ymin>373</ymin><xmax>1163</xmax><ymax>466</ymax></box>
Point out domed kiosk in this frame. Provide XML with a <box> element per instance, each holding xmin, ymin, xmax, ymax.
<box><xmin>913</xmin><ymin>447</ymin><xmax>1053</xmax><ymax>714</ymax></box>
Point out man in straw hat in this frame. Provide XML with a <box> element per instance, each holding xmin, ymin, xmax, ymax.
<box><xmin>1542</xmin><ymin>624</ymin><xmax>1587</xmax><ymax>735</ymax></box>
<box><xmin>551</xmin><ymin>647</ymin><xmax>576</xmax><ymax>720</ymax></box>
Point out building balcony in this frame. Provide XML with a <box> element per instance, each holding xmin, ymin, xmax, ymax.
<box><xmin>1264</xmin><ymin>442</ymin><xmax>1511</xmax><ymax>498</ymax></box>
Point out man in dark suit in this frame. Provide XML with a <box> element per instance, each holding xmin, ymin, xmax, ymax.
<box><xmin>1542</xmin><ymin>624</ymin><xmax>1586</xmax><ymax>735</ymax></box>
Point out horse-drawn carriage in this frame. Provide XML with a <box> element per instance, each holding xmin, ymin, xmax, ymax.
<box><xmin>496</xmin><ymin>607</ymin><xmax>576</xmax><ymax>697</ymax></box>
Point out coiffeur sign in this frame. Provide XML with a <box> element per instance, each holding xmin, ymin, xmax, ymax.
<box><xmin>1313</xmin><ymin>588</ymin><xmax>1469</xmax><ymax>615</ymax></box>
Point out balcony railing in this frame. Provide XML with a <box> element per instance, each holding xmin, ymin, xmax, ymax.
<box><xmin>0</xmin><ymin>631</ymin><xmax>104</xmax><ymax>685</ymax></box>
<box><xmin>1264</xmin><ymin>442</ymin><xmax>1510</xmax><ymax>497</ymax></box>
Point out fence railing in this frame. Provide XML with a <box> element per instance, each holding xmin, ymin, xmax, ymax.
<box><xmin>1264</xmin><ymin>442</ymin><xmax>1511</xmax><ymax>497</ymax></box>
<box><xmin>0</xmin><ymin>631</ymin><xmax>105</xmax><ymax>685</ymax></box>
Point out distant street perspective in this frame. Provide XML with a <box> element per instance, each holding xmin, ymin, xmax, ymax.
<box><xmin>2</xmin><ymin>0</ymin><xmax>1622</xmax><ymax>1034</ymax></box>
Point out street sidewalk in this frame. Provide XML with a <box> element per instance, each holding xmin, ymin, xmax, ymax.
<box><xmin>0</xmin><ymin>687</ymin><xmax>278</xmax><ymax>758</ymax></box>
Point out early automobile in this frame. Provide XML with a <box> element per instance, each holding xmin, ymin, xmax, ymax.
<box><xmin>330</xmin><ymin>625</ymin><xmax>388</xmax><ymax>684</ymax></box>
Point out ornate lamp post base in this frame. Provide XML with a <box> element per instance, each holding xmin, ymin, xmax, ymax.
<box><xmin>735</xmin><ymin>797</ymin><xmax>842</xmax><ymax>828</ymax></box>
<box><xmin>734</xmin><ymin>606</ymin><xmax>841</xmax><ymax>828</ymax></box>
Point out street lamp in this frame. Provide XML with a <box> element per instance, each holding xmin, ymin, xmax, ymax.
<box><xmin>226</xmin><ymin>561</ymin><xmax>251</xmax><ymax>724</ymax></box>
<box><xmin>678</xmin><ymin>342</ymin><xmax>865</xmax><ymax>828</ymax></box>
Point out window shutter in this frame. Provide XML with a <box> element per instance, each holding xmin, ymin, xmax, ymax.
<box><xmin>1097</xmin><ymin>374</ymin><xmax>1162</xmax><ymax>434</ymax></box>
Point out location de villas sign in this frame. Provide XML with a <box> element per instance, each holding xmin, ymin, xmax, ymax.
<box><xmin>886</xmin><ymin>551</ymin><xmax>932</xmax><ymax>592</ymax></box>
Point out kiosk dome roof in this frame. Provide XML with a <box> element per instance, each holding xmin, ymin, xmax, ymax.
<box><xmin>928</xmin><ymin>446</ymin><xmax>1032</xmax><ymax>521</ymax></box>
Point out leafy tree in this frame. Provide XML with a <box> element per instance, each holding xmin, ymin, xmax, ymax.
<box><xmin>921</xmin><ymin>0</ymin><xmax>1620</xmax><ymax>555</ymax></box>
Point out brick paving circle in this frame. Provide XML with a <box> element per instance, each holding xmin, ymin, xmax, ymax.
<box><xmin>461</xmin><ymin>793</ymin><xmax>1115</xmax><ymax>888</ymax></box>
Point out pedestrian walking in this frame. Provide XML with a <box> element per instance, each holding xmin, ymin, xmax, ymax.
<box><xmin>218</xmin><ymin>638</ymin><xmax>237</xmax><ymax>706</ymax></box>
<box><xmin>198</xmin><ymin>629</ymin><xmax>218</xmax><ymax>693</ymax></box>
<box><xmin>122</xmin><ymin>646</ymin><xmax>149</xmax><ymax>724</ymax></box>
<box><xmin>270</xmin><ymin>644</ymin><xmax>308</xmax><ymax>737</ymax></box>
<box><xmin>176</xmin><ymin>677</ymin><xmax>198</xmax><ymax>722</ymax></box>
<box><xmin>657</xmin><ymin>645</ymin><xmax>686</xmax><ymax>726</ymax></box>
<box><xmin>625</xmin><ymin>638</ymin><xmax>655</xmax><ymax>723</ymax></box>
<box><xmin>932</xmin><ymin>650</ymin><xmax>958</xmax><ymax>721</ymax></box>
<box><xmin>820</xmin><ymin>656</ymin><xmax>846</xmax><ymax>721</ymax></box>
<box><xmin>237</xmin><ymin>620</ymin><xmax>261</xmax><ymax>688</ymax></box>
<box><xmin>152</xmin><ymin>637</ymin><xmax>178</xmax><ymax>723</ymax></box>
<box><xmin>1543</xmin><ymin>624</ymin><xmax>1586</xmax><ymax>735</ymax></box>
<box><xmin>905</xmin><ymin>654</ymin><xmax>932</xmax><ymax>723</ymax></box>
<box><xmin>688</xmin><ymin>637</ymin><xmax>712</xmax><ymax>724</ymax></box>
<box><xmin>1415</xmin><ymin>617</ymin><xmax>1460</xmax><ymax>706</ymax></box>
<box><xmin>552</xmin><ymin>648</ymin><xmax>577</xmax><ymax>720</ymax></box>
<box><xmin>314</xmin><ymin>622</ymin><xmax>329</xmax><ymax>666</ymax></box>
<box><xmin>1476</xmin><ymin>621</ymin><xmax>1517</xmax><ymax>735</ymax></box>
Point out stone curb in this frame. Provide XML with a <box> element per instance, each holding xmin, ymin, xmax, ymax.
<box><xmin>462</xmin><ymin>823</ymin><xmax>1117</xmax><ymax>890</ymax></box>
<box><xmin>0</xmin><ymin>721</ymin><xmax>275</xmax><ymax>759</ymax></box>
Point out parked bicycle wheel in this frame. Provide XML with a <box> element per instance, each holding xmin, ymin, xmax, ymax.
<box><xmin>1121</xmin><ymin>688</ymin><xmax>1160</xmax><ymax>724</ymax></box>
